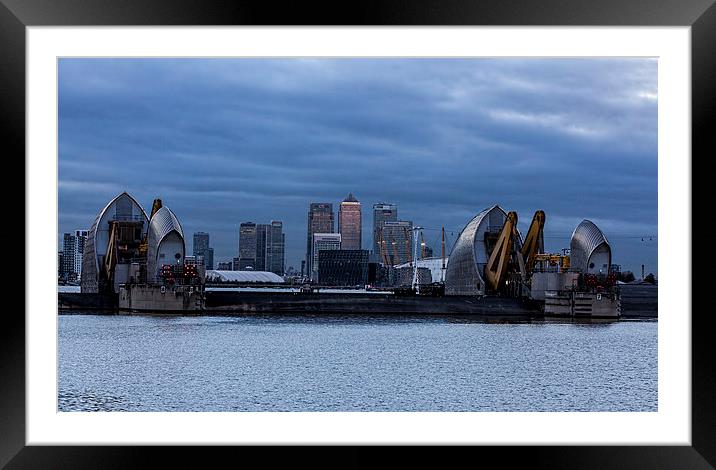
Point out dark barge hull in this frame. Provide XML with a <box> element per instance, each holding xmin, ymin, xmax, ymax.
<box><xmin>58</xmin><ymin>291</ymin><xmax>538</xmax><ymax>317</ymax></box>
<box><xmin>58</xmin><ymin>292</ymin><xmax>118</xmax><ymax>312</ymax></box>
<box><xmin>204</xmin><ymin>291</ymin><xmax>539</xmax><ymax>317</ymax></box>
<box><xmin>57</xmin><ymin>289</ymin><xmax>656</xmax><ymax>318</ymax></box>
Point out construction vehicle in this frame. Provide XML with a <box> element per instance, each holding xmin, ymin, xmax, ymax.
<box><xmin>534</xmin><ymin>253</ymin><xmax>570</xmax><ymax>272</ymax></box>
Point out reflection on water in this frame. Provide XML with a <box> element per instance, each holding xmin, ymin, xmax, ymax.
<box><xmin>58</xmin><ymin>314</ymin><xmax>657</xmax><ymax>412</ymax></box>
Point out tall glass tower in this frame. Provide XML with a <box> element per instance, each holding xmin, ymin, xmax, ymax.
<box><xmin>192</xmin><ymin>231</ymin><xmax>213</xmax><ymax>269</ymax></box>
<box><xmin>372</xmin><ymin>203</ymin><xmax>397</xmax><ymax>262</ymax></box>
<box><xmin>306</xmin><ymin>203</ymin><xmax>334</xmax><ymax>274</ymax></box>
<box><xmin>338</xmin><ymin>193</ymin><xmax>362</xmax><ymax>250</ymax></box>
<box><xmin>269</xmin><ymin>220</ymin><xmax>285</xmax><ymax>276</ymax></box>
<box><xmin>238</xmin><ymin>222</ymin><xmax>257</xmax><ymax>270</ymax></box>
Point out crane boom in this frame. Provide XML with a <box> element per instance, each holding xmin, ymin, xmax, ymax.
<box><xmin>149</xmin><ymin>198</ymin><xmax>163</xmax><ymax>218</ymax></box>
<box><xmin>139</xmin><ymin>198</ymin><xmax>162</xmax><ymax>257</ymax></box>
<box><xmin>484</xmin><ymin>211</ymin><xmax>519</xmax><ymax>292</ymax></box>
<box><xmin>520</xmin><ymin>210</ymin><xmax>545</xmax><ymax>275</ymax></box>
<box><xmin>104</xmin><ymin>221</ymin><xmax>119</xmax><ymax>286</ymax></box>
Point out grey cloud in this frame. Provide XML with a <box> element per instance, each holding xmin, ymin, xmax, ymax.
<box><xmin>59</xmin><ymin>58</ymin><xmax>657</xmax><ymax>274</ymax></box>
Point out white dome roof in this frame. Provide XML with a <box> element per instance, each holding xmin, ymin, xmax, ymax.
<box><xmin>206</xmin><ymin>270</ymin><xmax>285</xmax><ymax>283</ymax></box>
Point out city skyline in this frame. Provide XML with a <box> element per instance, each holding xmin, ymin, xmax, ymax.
<box><xmin>58</xmin><ymin>58</ymin><xmax>658</xmax><ymax>275</ymax></box>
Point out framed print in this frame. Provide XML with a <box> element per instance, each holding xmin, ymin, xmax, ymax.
<box><xmin>4</xmin><ymin>0</ymin><xmax>712</xmax><ymax>466</ymax></box>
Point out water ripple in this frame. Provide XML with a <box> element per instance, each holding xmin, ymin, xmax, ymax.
<box><xmin>58</xmin><ymin>314</ymin><xmax>657</xmax><ymax>412</ymax></box>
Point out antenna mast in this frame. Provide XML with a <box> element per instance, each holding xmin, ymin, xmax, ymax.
<box><xmin>411</xmin><ymin>226</ymin><xmax>423</xmax><ymax>292</ymax></box>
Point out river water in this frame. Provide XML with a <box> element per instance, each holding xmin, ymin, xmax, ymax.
<box><xmin>58</xmin><ymin>314</ymin><xmax>657</xmax><ymax>412</ymax></box>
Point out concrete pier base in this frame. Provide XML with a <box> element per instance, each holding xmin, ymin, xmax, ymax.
<box><xmin>119</xmin><ymin>284</ymin><xmax>203</xmax><ymax>312</ymax></box>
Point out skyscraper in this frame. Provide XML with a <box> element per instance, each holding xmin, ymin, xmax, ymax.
<box><xmin>339</xmin><ymin>193</ymin><xmax>362</xmax><ymax>250</ymax></box>
<box><xmin>238</xmin><ymin>222</ymin><xmax>257</xmax><ymax>270</ymax></box>
<box><xmin>206</xmin><ymin>247</ymin><xmax>214</xmax><ymax>270</ymax></box>
<box><xmin>252</xmin><ymin>221</ymin><xmax>285</xmax><ymax>275</ymax></box>
<box><xmin>372</xmin><ymin>203</ymin><xmax>398</xmax><ymax>262</ymax></box>
<box><xmin>61</xmin><ymin>234</ymin><xmax>75</xmax><ymax>280</ymax></box>
<box><xmin>74</xmin><ymin>230</ymin><xmax>87</xmax><ymax>279</ymax></box>
<box><xmin>306</xmin><ymin>203</ymin><xmax>334</xmax><ymax>274</ymax></box>
<box><xmin>381</xmin><ymin>220</ymin><xmax>413</xmax><ymax>266</ymax></box>
<box><xmin>61</xmin><ymin>230</ymin><xmax>87</xmax><ymax>281</ymax></box>
<box><xmin>255</xmin><ymin>223</ymin><xmax>269</xmax><ymax>271</ymax></box>
<box><xmin>58</xmin><ymin>251</ymin><xmax>64</xmax><ymax>279</ymax></box>
<box><xmin>192</xmin><ymin>232</ymin><xmax>214</xmax><ymax>269</ymax></box>
<box><xmin>269</xmin><ymin>220</ymin><xmax>285</xmax><ymax>275</ymax></box>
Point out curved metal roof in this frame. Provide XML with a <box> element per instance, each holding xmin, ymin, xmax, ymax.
<box><xmin>148</xmin><ymin>206</ymin><xmax>184</xmax><ymax>244</ymax></box>
<box><xmin>569</xmin><ymin>219</ymin><xmax>611</xmax><ymax>273</ymax></box>
<box><xmin>81</xmin><ymin>192</ymin><xmax>149</xmax><ymax>293</ymax></box>
<box><xmin>445</xmin><ymin>204</ymin><xmax>508</xmax><ymax>295</ymax></box>
<box><xmin>93</xmin><ymin>191</ymin><xmax>149</xmax><ymax>228</ymax></box>
<box><xmin>206</xmin><ymin>270</ymin><xmax>285</xmax><ymax>283</ymax></box>
<box><xmin>147</xmin><ymin>206</ymin><xmax>185</xmax><ymax>282</ymax></box>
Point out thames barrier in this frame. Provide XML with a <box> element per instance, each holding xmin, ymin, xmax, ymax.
<box><xmin>58</xmin><ymin>192</ymin><xmax>657</xmax><ymax>319</ymax></box>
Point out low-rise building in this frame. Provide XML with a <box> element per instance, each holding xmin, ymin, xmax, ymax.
<box><xmin>318</xmin><ymin>249</ymin><xmax>369</xmax><ymax>286</ymax></box>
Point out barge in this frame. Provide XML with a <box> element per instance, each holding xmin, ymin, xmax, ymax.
<box><xmin>57</xmin><ymin>283</ymin><xmax>640</xmax><ymax>319</ymax></box>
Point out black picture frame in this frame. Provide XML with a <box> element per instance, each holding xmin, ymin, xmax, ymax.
<box><xmin>3</xmin><ymin>0</ymin><xmax>711</xmax><ymax>467</ymax></box>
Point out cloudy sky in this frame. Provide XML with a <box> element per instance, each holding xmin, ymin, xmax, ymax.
<box><xmin>58</xmin><ymin>58</ymin><xmax>658</xmax><ymax>275</ymax></box>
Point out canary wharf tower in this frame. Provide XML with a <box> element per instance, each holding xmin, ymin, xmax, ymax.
<box><xmin>338</xmin><ymin>193</ymin><xmax>362</xmax><ymax>250</ymax></box>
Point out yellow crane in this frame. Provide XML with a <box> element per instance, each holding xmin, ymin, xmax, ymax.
<box><xmin>484</xmin><ymin>211</ymin><xmax>519</xmax><ymax>292</ymax></box>
<box><xmin>520</xmin><ymin>210</ymin><xmax>545</xmax><ymax>276</ymax></box>
<box><xmin>484</xmin><ymin>209</ymin><xmax>547</xmax><ymax>292</ymax></box>
<box><xmin>103</xmin><ymin>221</ymin><xmax>120</xmax><ymax>285</ymax></box>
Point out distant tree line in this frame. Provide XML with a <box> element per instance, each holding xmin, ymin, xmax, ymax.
<box><xmin>616</xmin><ymin>271</ymin><xmax>657</xmax><ymax>284</ymax></box>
